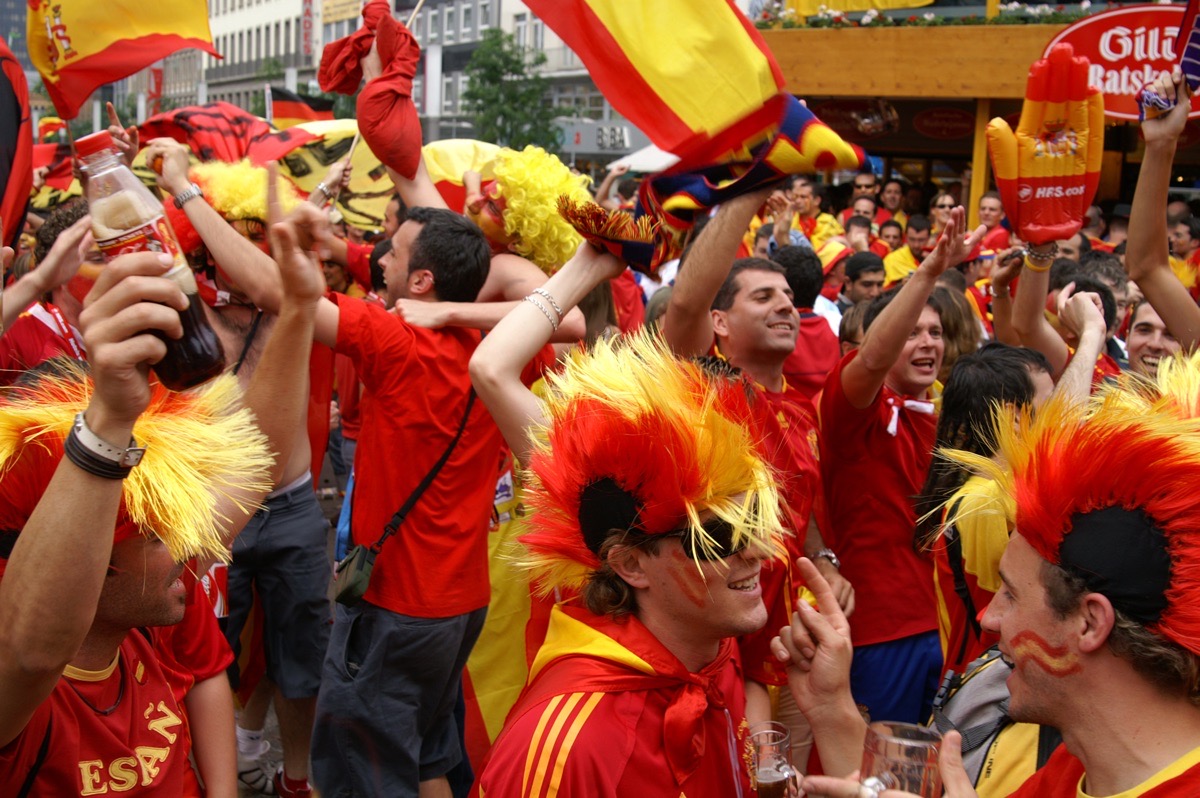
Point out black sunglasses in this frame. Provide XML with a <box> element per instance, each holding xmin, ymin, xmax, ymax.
<box><xmin>636</xmin><ymin>517</ymin><xmax>747</xmax><ymax>561</ymax></box>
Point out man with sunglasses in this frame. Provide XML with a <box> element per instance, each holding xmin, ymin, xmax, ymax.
<box><xmin>479</xmin><ymin>331</ymin><xmax>785</xmax><ymax>798</ymax></box>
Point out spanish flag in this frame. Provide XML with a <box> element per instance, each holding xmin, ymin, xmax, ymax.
<box><xmin>523</xmin><ymin>0</ymin><xmax>783</xmax><ymax>158</ymax></box>
<box><xmin>0</xmin><ymin>39</ymin><xmax>31</xmax><ymax>251</ymax></box>
<box><xmin>27</xmin><ymin>0</ymin><xmax>219</xmax><ymax>119</ymax></box>
<box><xmin>268</xmin><ymin>86</ymin><xmax>335</xmax><ymax>129</ymax></box>
<box><xmin>37</xmin><ymin>115</ymin><xmax>66</xmax><ymax>142</ymax></box>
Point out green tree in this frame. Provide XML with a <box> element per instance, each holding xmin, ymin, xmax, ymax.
<box><xmin>250</xmin><ymin>57</ymin><xmax>285</xmax><ymax>118</ymax></box>
<box><xmin>462</xmin><ymin>29</ymin><xmax>561</xmax><ymax>150</ymax></box>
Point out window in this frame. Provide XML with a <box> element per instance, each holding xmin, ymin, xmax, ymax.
<box><xmin>514</xmin><ymin>13</ymin><xmax>527</xmax><ymax>48</ymax></box>
<box><xmin>275</xmin><ymin>23</ymin><xmax>281</xmax><ymax>57</ymax></box>
<box><xmin>442</xmin><ymin>75</ymin><xmax>456</xmax><ymax>115</ymax></box>
<box><xmin>430</xmin><ymin>7</ymin><xmax>441</xmax><ymax>40</ymax></box>
<box><xmin>461</xmin><ymin>3</ymin><xmax>473</xmax><ymax>38</ymax></box>
<box><xmin>413</xmin><ymin>75</ymin><xmax>424</xmax><ymax>114</ymax></box>
<box><xmin>479</xmin><ymin>1</ymin><xmax>489</xmax><ymax>26</ymax></box>
<box><xmin>444</xmin><ymin>6</ymin><xmax>456</xmax><ymax>42</ymax></box>
<box><xmin>532</xmin><ymin>19</ymin><xmax>544</xmax><ymax>51</ymax></box>
<box><xmin>255</xmin><ymin>27</ymin><xmax>262</xmax><ymax>60</ymax></box>
<box><xmin>284</xmin><ymin>20</ymin><xmax>291</xmax><ymax>55</ymax></box>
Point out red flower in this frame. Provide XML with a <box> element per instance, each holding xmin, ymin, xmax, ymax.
<box><xmin>908</xmin><ymin>14</ymin><xmax>917</xmax><ymax>20</ymax></box>
<box><xmin>1056</xmin><ymin>4</ymin><xmax>1065</xmax><ymax>9</ymax></box>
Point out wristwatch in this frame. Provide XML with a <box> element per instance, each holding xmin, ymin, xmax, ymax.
<box><xmin>173</xmin><ymin>182</ymin><xmax>203</xmax><ymax>209</ymax></box>
<box><xmin>73</xmin><ymin>412</ymin><xmax>146</xmax><ymax>468</ymax></box>
<box><xmin>811</xmin><ymin>548</ymin><xmax>841</xmax><ymax>570</ymax></box>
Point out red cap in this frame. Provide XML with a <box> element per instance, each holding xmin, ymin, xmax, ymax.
<box><xmin>74</xmin><ymin>130</ymin><xmax>116</xmax><ymax>159</ymax></box>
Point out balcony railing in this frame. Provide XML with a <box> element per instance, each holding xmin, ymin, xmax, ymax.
<box><xmin>205</xmin><ymin>52</ymin><xmax>311</xmax><ymax>83</ymax></box>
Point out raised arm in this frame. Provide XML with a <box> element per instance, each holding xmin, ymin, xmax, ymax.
<box><xmin>842</xmin><ymin>207</ymin><xmax>984</xmax><ymax>407</ymax></box>
<box><xmin>593</xmin><ymin>164</ymin><xmax>629</xmax><ymax>212</ymax></box>
<box><xmin>397</xmin><ymin>251</ymin><xmax>586</xmax><ymax>342</ymax></box>
<box><xmin>210</xmin><ymin>168</ymin><xmax>329</xmax><ymax>541</ymax></box>
<box><xmin>988</xmin><ymin>248</ymin><xmax>1022</xmax><ymax>346</ymax></box>
<box><xmin>0</xmin><ymin>251</ymin><xmax>188</xmax><ymax>747</ymax></box>
<box><xmin>470</xmin><ymin>244</ymin><xmax>624</xmax><ymax>462</ymax></box>
<box><xmin>1127</xmin><ymin>69</ymin><xmax>1200</xmax><ymax>348</ymax></box>
<box><xmin>144</xmin><ymin>137</ymin><xmax>288</xmax><ymax>312</ymax></box>
<box><xmin>663</xmin><ymin>189</ymin><xmax>771</xmax><ymax>357</ymax></box>
<box><xmin>1010</xmin><ymin>248</ymin><xmax>1069</xmax><ymax>378</ymax></box>
<box><xmin>1053</xmin><ymin>284</ymin><xmax>1107</xmax><ymax>404</ymax></box>
<box><xmin>387</xmin><ymin>157</ymin><xmax>449</xmax><ymax>212</ymax></box>
<box><xmin>2</xmin><ymin>215</ymin><xmax>92</xmax><ymax>331</ymax></box>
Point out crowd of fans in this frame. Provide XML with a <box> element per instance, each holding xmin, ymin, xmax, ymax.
<box><xmin>1</xmin><ymin>41</ymin><xmax>1200</xmax><ymax>798</ymax></box>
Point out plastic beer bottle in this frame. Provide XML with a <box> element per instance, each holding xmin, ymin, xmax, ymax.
<box><xmin>75</xmin><ymin>131</ymin><xmax>226</xmax><ymax>391</ymax></box>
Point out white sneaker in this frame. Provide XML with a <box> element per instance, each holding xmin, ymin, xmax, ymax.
<box><xmin>237</xmin><ymin>739</ymin><xmax>277</xmax><ymax>795</ymax></box>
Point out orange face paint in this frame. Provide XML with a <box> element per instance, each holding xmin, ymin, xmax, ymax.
<box><xmin>1010</xmin><ymin>631</ymin><xmax>1082</xmax><ymax>677</ymax></box>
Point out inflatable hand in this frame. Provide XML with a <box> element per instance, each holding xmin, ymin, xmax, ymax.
<box><xmin>987</xmin><ymin>44</ymin><xmax>1104</xmax><ymax>247</ymax></box>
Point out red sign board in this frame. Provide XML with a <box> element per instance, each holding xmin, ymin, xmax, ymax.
<box><xmin>1045</xmin><ymin>5</ymin><xmax>1200</xmax><ymax>121</ymax></box>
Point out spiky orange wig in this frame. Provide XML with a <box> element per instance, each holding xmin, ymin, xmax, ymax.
<box><xmin>519</xmin><ymin>331</ymin><xmax>784</xmax><ymax>594</ymax></box>
<box><xmin>943</xmin><ymin>351</ymin><xmax>1200</xmax><ymax>656</ymax></box>
<box><xmin>0</xmin><ymin>360</ymin><xmax>273</xmax><ymax>568</ymax></box>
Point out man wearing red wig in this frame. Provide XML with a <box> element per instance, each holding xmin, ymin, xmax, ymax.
<box><xmin>777</xmin><ymin>351</ymin><xmax>1200</xmax><ymax>797</ymax></box>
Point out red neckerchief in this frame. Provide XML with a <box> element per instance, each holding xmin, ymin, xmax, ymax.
<box><xmin>521</xmin><ymin>604</ymin><xmax>737</xmax><ymax>786</ymax></box>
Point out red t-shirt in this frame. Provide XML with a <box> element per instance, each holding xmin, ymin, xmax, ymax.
<box><xmin>334</xmin><ymin>353</ymin><xmax>363</xmax><ymax>441</ymax></box>
<box><xmin>480</xmin><ymin>603</ymin><xmax>752</xmax><ymax>798</ymax></box>
<box><xmin>982</xmin><ymin>226</ymin><xmax>1011</xmax><ymax>251</ymax></box>
<box><xmin>783</xmin><ymin>311</ymin><xmax>841</xmax><ymax>400</ymax></box>
<box><xmin>1010</xmin><ymin>744</ymin><xmax>1200</xmax><ymax>797</ymax></box>
<box><xmin>156</xmin><ymin>580</ymin><xmax>237</xmax><ymax>704</ymax></box>
<box><xmin>818</xmin><ymin>351</ymin><xmax>939</xmax><ymax>646</ymax></box>
<box><xmin>609</xmin><ymin>269</ymin><xmax>645</xmax><ymax>333</ymax></box>
<box><xmin>739</xmin><ymin>381</ymin><xmax>825</xmax><ymax>685</ymax></box>
<box><xmin>344</xmin><ymin>239</ymin><xmax>374</xmax><ymax>291</ymax></box>
<box><xmin>0</xmin><ymin>629</ymin><xmax>203</xmax><ymax>797</ymax></box>
<box><xmin>0</xmin><ymin>304</ymin><xmax>83</xmax><ymax>385</ymax></box>
<box><xmin>335</xmin><ymin>294</ymin><xmax>526</xmax><ymax>617</ymax></box>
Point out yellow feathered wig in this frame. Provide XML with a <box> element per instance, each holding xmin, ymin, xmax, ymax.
<box><xmin>942</xmin><ymin>351</ymin><xmax>1200</xmax><ymax>656</ymax></box>
<box><xmin>492</xmin><ymin>146</ymin><xmax>592</xmax><ymax>274</ymax></box>
<box><xmin>519</xmin><ymin>331</ymin><xmax>785</xmax><ymax>594</ymax></box>
<box><xmin>164</xmin><ymin>160</ymin><xmax>304</xmax><ymax>253</ymax></box>
<box><xmin>0</xmin><ymin>360</ymin><xmax>273</xmax><ymax>569</ymax></box>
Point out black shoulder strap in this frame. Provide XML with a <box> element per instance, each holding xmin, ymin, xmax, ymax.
<box><xmin>944</xmin><ymin>499</ymin><xmax>983</xmax><ymax>665</ymax></box>
<box><xmin>232</xmin><ymin>310</ymin><xmax>265</xmax><ymax>376</ymax></box>
<box><xmin>1037</xmin><ymin>726</ymin><xmax>1063</xmax><ymax>769</ymax></box>
<box><xmin>368</xmin><ymin>389</ymin><xmax>476</xmax><ymax>554</ymax></box>
<box><xmin>17</xmin><ymin>715</ymin><xmax>52</xmax><ymax>798</ymax></box>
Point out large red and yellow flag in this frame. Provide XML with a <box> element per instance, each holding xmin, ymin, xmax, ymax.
<box><xmin>523</xmin><ymin>0</ymin><xmax>784</xmax><ymax>158</ymax></box>
<box><xmin>26</xmin><ymin>0</ymin><xmax>219</xmax><ymax>119</ymax></box>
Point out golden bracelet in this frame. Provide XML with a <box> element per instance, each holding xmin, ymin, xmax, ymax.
<box><xmin>1024</xmin><ymin>253</ymin><xmax>1052</xmax><ymax>273</ymax></box>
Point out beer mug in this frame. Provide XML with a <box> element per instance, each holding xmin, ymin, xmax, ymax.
<box><xmin>859</xmin><ymin>721</ymin><xmax>943</xmax><ymax>798</ymax></box>
<box><xmin>749</xmin><ymin>721</ymin><xmax>798</xmax><ymax>798</ymax></box>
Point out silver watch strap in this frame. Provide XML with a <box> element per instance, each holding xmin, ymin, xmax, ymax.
<box><xmin>73</xmin><ymin>412</ymin><xmax>146</xmax><ymax>467</ymax></box>
<box><xmin>174</xmin><ymin>182</ymin><xmax>203</xmax><ymax>209</ymax></box>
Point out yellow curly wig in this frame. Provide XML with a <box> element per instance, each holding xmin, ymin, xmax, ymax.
<box><xmin>190</xmin><ymin>160</ymin><xmax>304</xmax><ymax>220</ymax></box>
<box><xmin>492</xmin><ymin>146</ymin><xmax>592</xmax><ymax>274</ymax></box>
<box><xmin>519</xmin><ymin>331</ymin><xmax>785</xmax><ymax>593</ymax></box>
<box><xmin>0</xmin><ymin>360</ymin><xmax>273</xmax><ymax>565</ymax></box>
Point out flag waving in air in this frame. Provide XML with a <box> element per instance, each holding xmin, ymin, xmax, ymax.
<box><xmin>26</xmin><ymin>0</ymin><xmax>219</xmax><ymax>119</ymax></box>
<box><xmin>269</xmin><ymin>86</ymin><xmax>335</xmax><ymax>129</ymax></box>
<box><xmin>527</xmin><ymin>0</ymin><xmax>864</xmax><ymax>273</ymax></box>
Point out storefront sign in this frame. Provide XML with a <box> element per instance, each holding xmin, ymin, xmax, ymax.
<box><xmin>1045</xmin><ymin>5</ymin><xmax>1200</xmax><ymax>121</ymax></box>
<box><xmin>912</xmin><ymin>108</ymin><xmax>975</xmax><ymax>140</ymax></box>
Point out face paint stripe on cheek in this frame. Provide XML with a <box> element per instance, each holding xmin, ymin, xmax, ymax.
<box><xmin>1010</xmin><ymin>631</ymin><xmax>1082</xmax><ymax>677</ymax></box>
